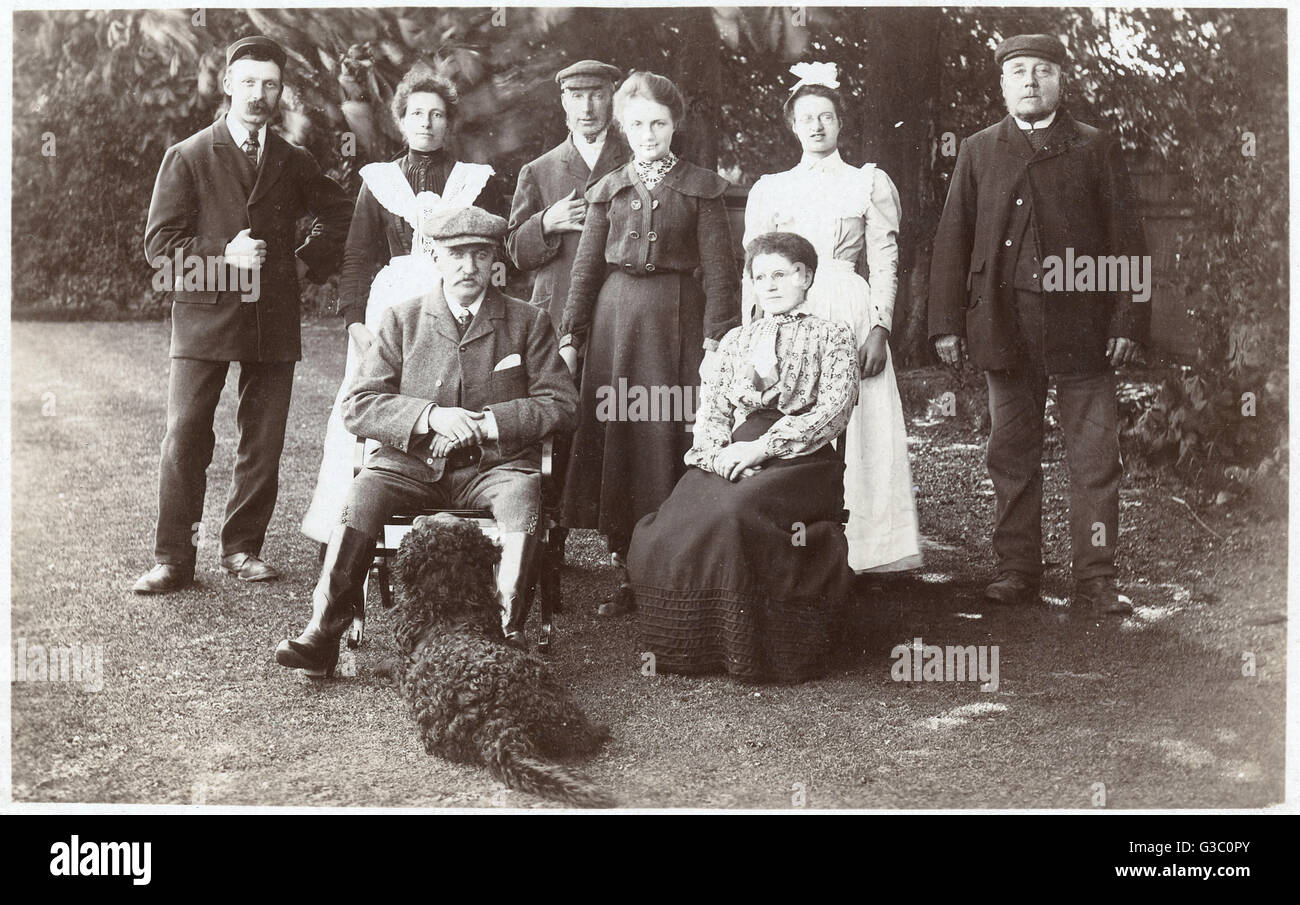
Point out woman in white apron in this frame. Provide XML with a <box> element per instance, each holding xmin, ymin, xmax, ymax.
<box><xmin>742</xmin><ymin>62</ymin><xmax>922</xmax><ymax>574</ymax></box>
<box><xmin>301</xmin><ymin>68</ymin><xmax>492</xmax><ymax>595</ymax></box>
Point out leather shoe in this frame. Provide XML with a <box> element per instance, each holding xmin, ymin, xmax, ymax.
<box><xmin>1074</xmin><ymin>577</ymin><xmax>1133</xmax><ymax>616</ymax></box>
<box><xmin>132</xmin><ymin>563</ymin><xmax>193</xmax><ymax>595</ymax></box>
<box><xmin>221</xmin><ymin>552</ymin><xmax>280</xmax><ymax>582</ymax></box>
<box><xmin>984</xmin><ymin>572</ymin><xmax>1039</xmax><ymax>606</ymax></box>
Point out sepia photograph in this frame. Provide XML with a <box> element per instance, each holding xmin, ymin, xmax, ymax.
<box><xmin>3</xmin><ymin>1</ymin><xmax>1291</xmax><ymax>826</ymax></box>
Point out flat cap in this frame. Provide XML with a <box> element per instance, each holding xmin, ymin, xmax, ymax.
<box><xmin>995</xmin><ymin>34</ymin><xmax>1067</xmax><ymax>67</ymax></box>
<box><xmin>555</xmin><ymin>60</ymin><xmax>622</xmax><ymax>90</ymax></box>
<box><xmin>227</xmin><ymin>35</ymin><xmax>287</xmax><ymax>70</ymax></box>
<box><xmin>421</xmin><ymin>205</ymin><xmax>508</xmax><ymax>247</ymax></box>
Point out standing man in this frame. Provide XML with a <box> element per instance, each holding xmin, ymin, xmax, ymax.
<box><xmin>929</xmin><ymin>34</ymin><xmax>1148</xmax><ymax>615</ymax></box>
<box><xmin>506</xmin><ymin>59</ymin><xmax>629</xmax><ymax>333</ymax></box>
<box><xmin>505</xmin><ymin>59</ymin><xmax>629</xmax><ymax>576</ymax></box>
<box><xmin>133</xmin><ymin>36</ymin><xmax>352</xmax><ymax>594</ymax></box>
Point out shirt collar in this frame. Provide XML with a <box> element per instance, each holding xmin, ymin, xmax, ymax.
<box><xmin>798</xmin><ymin>148</ymin><xmax>843</xmax><ymax>172</ymax></box>
<box><xmin>572</xmin><ymin>129</ymin><xmax>608</xmax><ymax>168</ymax></box>
<box><xmin>225</xmin><ymin>112</ymin><xmax>267</xmax><ymax>156</ymax></box>
<box><xmin>446</xmin><ymin>287</ymin><xmax>487</xmax><ymax>319</ymax></box>
<box><xmin>1013</xmin><ymin>109</ymin><xmax>1057</xmax><ymax>131</ymax></box>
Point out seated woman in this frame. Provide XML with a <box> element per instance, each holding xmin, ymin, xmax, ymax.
<box><xmin>627</xmin><ymin>232</ymin><xmax>859</xmax><ymax>683</ymax></box>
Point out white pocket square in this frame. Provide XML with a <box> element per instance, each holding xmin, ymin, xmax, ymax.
<box><xmin>493</xmin><ymin>353</ymin><xmax>521</xmax><ymax>371</ymax></box>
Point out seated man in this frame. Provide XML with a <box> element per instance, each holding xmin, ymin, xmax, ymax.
<box><xmin>276</xmin><ymin>205</ymin><xmax>578</xmax><ymax>675</ymax></box>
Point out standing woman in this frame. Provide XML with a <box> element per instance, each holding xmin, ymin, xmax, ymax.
<box><xmin>558</xmin><ymin>70</ymin><xmax>740</xmax><ymax>615</ymax></box>
<box><xmin>743</xmin><ymin>62</ymin><xmax>922</xmax><ymax>574</ymax></box>
<box><xmin>302</xmin><ymin>66</ymin><xmax>494</xmax><ymax>546</ymax></box>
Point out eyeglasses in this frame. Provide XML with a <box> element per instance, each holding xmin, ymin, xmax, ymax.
<box><xmin>795</xmin><ymin>112</ymin><xmax>838</xmax><ymax>128</ymax></box>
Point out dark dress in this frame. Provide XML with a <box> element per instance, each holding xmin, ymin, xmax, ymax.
<box><xmin>628</xmin><ymin>314</ymin><xmax>860</xmax><ymax>683</ymax></box>
<box><xmin>558</xmin><ymin>159</ymin><xmax>740</xmax><ymax>553</ymax></box>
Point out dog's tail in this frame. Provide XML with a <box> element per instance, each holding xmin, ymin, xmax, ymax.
<box><xmin>495</xmin><ymin>739</ymin><xmax>615</xmax><ymax>808</ymax></box>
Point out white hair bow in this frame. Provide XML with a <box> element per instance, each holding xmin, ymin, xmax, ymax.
<box><xmin>788</xmin><ymin>61</ymin><xmax>840</xmax><ymax>92</ymax></box>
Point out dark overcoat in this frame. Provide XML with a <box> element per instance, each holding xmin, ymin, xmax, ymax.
<box><xmin>928</xmin><ymin>109</ymin><xmax>1149</xmax><ymax>374</ymax></box>
<box><xmin>505</xmin><ymin>133</ymin><xmax>630</xmax><ymax>330</ymax></box>
<box><xmin>144</xmin><ymin>119</ymin><xmax>352</xmax><ymax>362</ymax></box>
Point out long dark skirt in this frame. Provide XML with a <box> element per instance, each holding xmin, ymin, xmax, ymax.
<box><xmin>628</xmin><ymin>410</ymin><xmax>853</xmax><ymax>683</ymax></box>
<box><xmin>562</xmin><ymin>268</ymin><xmax>705</xmax><ymax>553</ymax></box>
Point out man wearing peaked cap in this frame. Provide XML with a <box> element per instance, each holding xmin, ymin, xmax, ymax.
<box><xmin>276</xmin><ymin>204</ymin><xmax>578</xmax><ymax>671</ymax></box>
<box><xmin>506</xmin><ymin>58</ymin><xmax>630</xmax><ymax>581</ymax></box>
<box><xmin>994</xmin><ymin>33</ymin><xmax>1068</xmax><ymax>68</ymax></box>
<box><xmin>226</xmin><ymin>34</ymin><xmax>288</xmax><ymax>70</ymax></box>
<box><xmin>929</xmin><ymin>32</ymin><xmax>1148</xmax><ymax>617</ymax></box>
<box><xmin>424</xmin><ymin>204</ymin><xmax>509</xmax><ymax>246</ymax></box>
<box><xmin>134</xmin><ymin>33</ymin><xmax>351</xmax><ymax>595</ymax></box>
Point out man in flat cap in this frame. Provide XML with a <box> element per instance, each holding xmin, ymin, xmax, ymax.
<box><xmin>275</xmin><ymin>205</ymin><xmax>578</xmax><ymax>673</ymax></box>
<box><xmin>929</xmin><ymin>33</ymin><xmax>1148</xmax><ymax>615</ymax></box>
<box><xmin>505</xmin><ymin>59</ymin><xmax>629</xmax><ymax>568</ymax></box>
<box><xmin>134</xmin><ymin>35</ymin><xmax>351</xmax><ymax>594</ymax></box>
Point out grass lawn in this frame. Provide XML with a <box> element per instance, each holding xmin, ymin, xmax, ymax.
<box><xmin>9</xmin><ymin>320</ymin><xmax>1287</xmax><ymax>809</ymax></box>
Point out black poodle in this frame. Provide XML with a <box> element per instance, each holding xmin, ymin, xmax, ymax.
<box><xmin>389</xmin><ymin>514</ymin><xmax>614</xmax><ymax>808</ymax></box>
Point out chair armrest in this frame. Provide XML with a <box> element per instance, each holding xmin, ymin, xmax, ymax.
<box><xmin>541</xmin><ymin>435</ymin><xmax>554</xmax><ymax>479</ymax></box>
<box><xmin>353</xmin><ymin>435</ymin><xmax>368</xmax><ymax>477</ymax></box>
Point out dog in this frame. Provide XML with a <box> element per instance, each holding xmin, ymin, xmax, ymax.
<box><xmin>388</xmin><ymin>514</ymin><xmax>615</xmax><ymax>808</ymax></box>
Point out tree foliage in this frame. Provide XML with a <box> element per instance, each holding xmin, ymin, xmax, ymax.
<box><xmin>10</xmin><ymin>6</ymin><xmax>1287</xmax><ymax>497</ymax></box>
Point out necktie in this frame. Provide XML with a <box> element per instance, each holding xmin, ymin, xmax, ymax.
<box><xmin>243</xmin><ymin>132</ymin><xmax>260</xmax><ymax>169</ymax></box>
<box><xmin>455</xmin><ymin>310</ymin><xmax>472</xmax><ymax>338</ymax></box>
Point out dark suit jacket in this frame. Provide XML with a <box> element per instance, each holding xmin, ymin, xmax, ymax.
<box><xmin>144</xmin><ymin>119</ymin><xmax>352</xmax><ymax>362</ymax></box>
<box><xmin>505</xmin><ymin>133</ymin><xmax>630</xmax><ymax>330</ymax></box>
<box><xmin>342</xmin><ymin>283</ymin><xmax>578</xmax><ymax>483</ymax></box>
<box><xmin>928</xmin><ymin>109</ymin><xmax>1148</xmax><ymax>374</ymax></box>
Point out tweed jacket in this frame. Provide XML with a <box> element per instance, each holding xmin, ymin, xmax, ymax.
<box><xmin>342</xmin><ymin>283</ymin><xmax>578</xmax><ymax>483</ymax></box>
<box><xmin>505</xmin><ymin>132</ymin><xmax>631</xmax><ymax>331</ymax></box>
<box><xmin>143</xmin><ymin>118</ymin><xmax>352</xmax><ymax>362</ymax></box>
<box><xmin>928</xmin><ymin>109</ymin><xmax>1149</xmax><ymax>374</ymax></box>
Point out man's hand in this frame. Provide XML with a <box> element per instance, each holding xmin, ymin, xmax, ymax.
<box><xmin>348</xmin><ymin>323</ymin><xmax>376</xmax><ymax>354</ymax></box>
<box><xmin>224</xmin><ymin>228</ymin><xmax>266</xmax><ymax>270</ymax></box>
<box><xmin>934</xmin><ymin>334</ymin><xmax>967</xmax><ymax>369</ymax></box>
<box><xmin>559</xmin><ymin>345</ymin><xmax>579</xmax><ymax>376</ymax></box>
<box><xmin>429</xmin><ymin>433</ymin><xmax>471</xmax><ymax>458</ymax></box>
<box><xmin>712</xmin><ymin>439</ymin><xmax>769</xmax><ymax>482</ymax></box>
<box><xmin>541</xmin><ymin>189</ymin><xmax>587</xmax><ymax>236</ymax></box>
<box><xmin>860</xmin><ymin>326</ymin><xmax>890</xmax><ymax>378</ymax></box>
<box><xmin>1107</xmin><ymin>337</ymin><xmax>1142</xmax><ymax>368</ymax></box>
<box><xmin>427</xmin><ymin>406</ymin><xmax>487</xmax><ymax>445</ymax></box>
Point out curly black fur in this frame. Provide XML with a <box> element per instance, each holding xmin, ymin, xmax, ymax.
<box><xmin>391</xmin><ymin>514</ymin><xmax>614</xmax><ymax>808</ymax></box>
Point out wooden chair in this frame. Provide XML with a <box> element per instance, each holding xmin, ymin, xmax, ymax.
<box><xmin>343</xmin><ymin>435</ymin><xmax>560</xmax><ymax>651</ymax></box>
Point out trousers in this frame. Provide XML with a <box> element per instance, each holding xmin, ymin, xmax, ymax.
<box><xmin>983</xmin><ymin>291</ymin><xmax>1122</xmax><ymax>580</ymax></box>
<box><xmin>154</xmin><ymin>358</ymin><xmax>295</xmax><ymax>564</ymax></box>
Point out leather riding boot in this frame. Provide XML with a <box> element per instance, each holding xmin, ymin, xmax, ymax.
<box><xmin>498</xmin><ymin>531</ymin><xmax>541</xmax><ymax>649</ymax></box>
<box><xmin>275</xmin><ymin>526</ymin><xmax>374</xmax><ymax>677</ymax></box>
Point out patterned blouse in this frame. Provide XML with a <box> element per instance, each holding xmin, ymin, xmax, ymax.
<box><xmin>634</xmin><ymin>152</ymin><xmax>679</xmax><ymax>190</ymax></box>
<box><xmin>685</xmin><ymin>313</ymin><xmax>859</xmax><ymax>475</ymax></box>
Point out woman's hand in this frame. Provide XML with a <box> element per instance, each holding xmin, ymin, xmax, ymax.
<box><xmin>712</xmin><ymin>440</ymin><xmax>769</xmax><ymax>482</ymax></box>
<box><xmin>348</xmin><ymin>322</ymin><xmax>376</xmax><ymax>354</ymax></box>
<box><xmin>859</xmin><ymin>325</ymin><xmax>890</xmax><ymax>378</ymax></box>
<box><xmin>699</xmin><ymin>350</ymin><xmax>718</xmax><ymax>384</ymax></box>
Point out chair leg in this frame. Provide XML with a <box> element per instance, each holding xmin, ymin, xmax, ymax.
<box><xmin>378</xmin><ymin>555</ymin><xmax>394</xmax><ymax>609</ymax></box>
<box><xmin>536</xmin><ymin>532</ymin><xmax>559</xmax><ymax>654</ymax></box>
